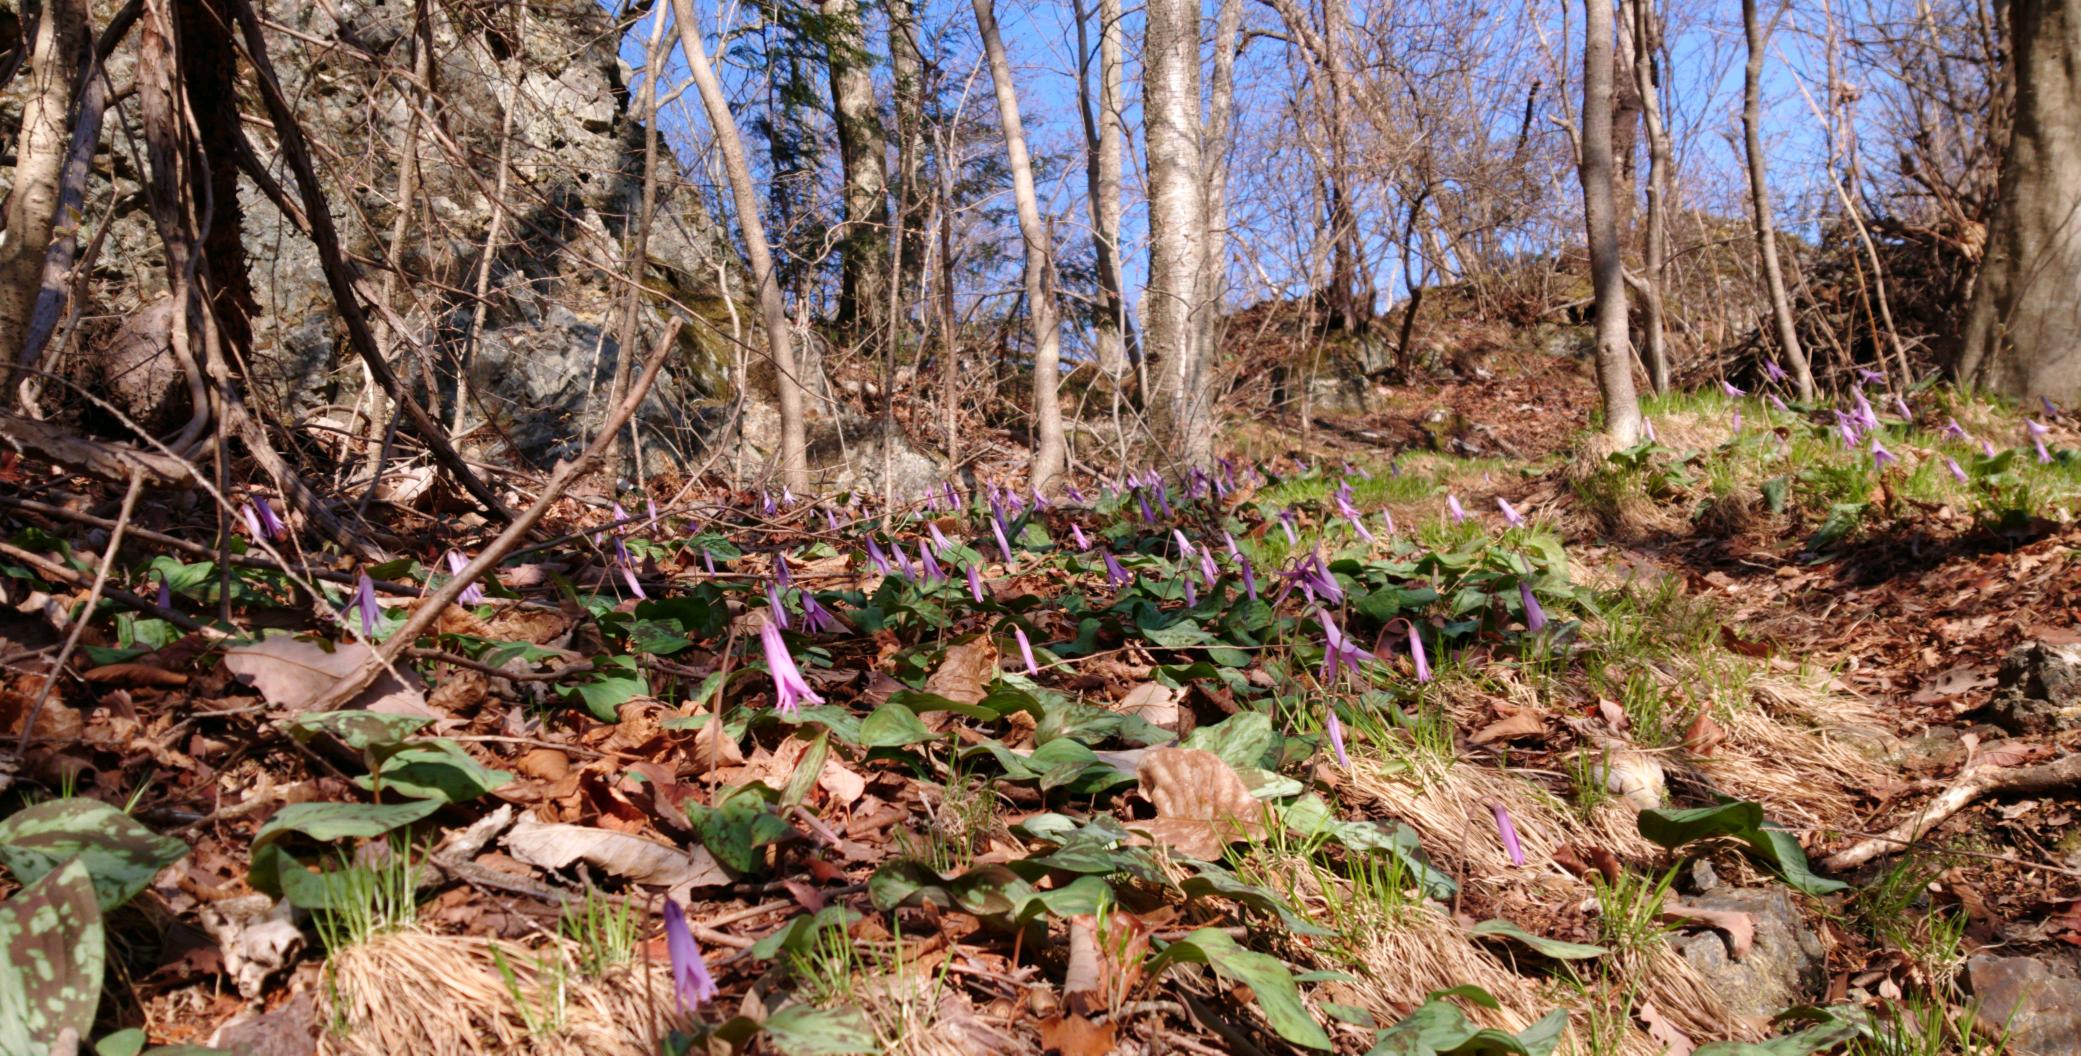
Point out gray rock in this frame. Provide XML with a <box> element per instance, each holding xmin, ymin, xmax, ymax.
<box><xmin>1987</xmin><ymin>641</ymin><xmax>2081</xmax><ymax>735</ymax></box>
<box><xmin>1672</xmin><ymin>888</ymin><xmax>1826</xmax><ymax>1026</ymax></box>
<box><xmin>1967</xmin><ymin>955</ymin><xmax>2081</xmax><ymax>1056</ymax></box>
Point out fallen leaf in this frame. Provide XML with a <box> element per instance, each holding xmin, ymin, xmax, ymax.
<box><xmin>1062</xmin><ymin>915</ymin><xmax>1105</xmax><ymax>1015</ymax></box>
<box><xmin>1680</xmin><ymin>711</ymin><xmax>1727</xmax><ymax>757</ymax></box>
<box><xmin>515</xmin><ymin>748</ymin><xmax>570</xmax><ymax>781</ymax></box>
<box><xmin>1662</xmin><ymin>899</ymin><xmax>1755</xmax><ymax>959</ymax></box>
<box><xmin>81</xmin><ymin>662</ymin><xmax>187</xmax><ymax>687</ymax></box>
<box><xmin>1471</xmin><ymin>707</ymin><xmax>1545</xmax><ymax>744</ymax></box>
<box><xmin>817</xmin><ymin>758</ymin><xmax>866</xmax><ymax>806</ymax></box>
<box><xmin>222</xmin><ymin>639</ymin><xmax>429</xmax><ymax>716</ymax></box>
<box><xmin>1037</xmin><ymin>1015</ymin><xmax>1115</xmax><ymax>1056</ymax></box>
<box><xmin>1596</xmin><ymin>697</ymin><xmax>1628</xmax><ymax>730</ymax></box>
<box><xmin>1637</xmin><ymin>1000</ymin><xmax>1695</xmax><ymax>1056</ymax></box>
<box><xmin>1132</xmin><ymin>748</ymin><xmax>1267</xmax><ymax>860</ymax></box>
<box><xmin>1116</xmin><ymin>682</ymin><xmax>1179</xmax><ymax>730</ymax></box>
<box><xmin>503</xmin><ymin>817</ymin><xmax>730</xmax><ymax>893</ymax></box>
<box><xmin>924</xmin><ymin>635</ymin><xmax>999</xmax><ymax>705</ymax></box>
<box><xmin>1910</xmin><ymin>666</ymin><xmax>1995</xmax><ymax>704</ymax></box>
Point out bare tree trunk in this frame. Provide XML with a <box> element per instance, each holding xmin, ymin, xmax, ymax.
<box><xmin>821</xmin><ymin>0</ymin><xmax>888</xmax><ymax>347</ymax></box>
<box><xmin>972</xmin><ymin>0</ymin><xmax>1065</xmax><ymax>491</ymax></box>
<box><xmin>1196</xmin><ymin>0</ymin><xmax>1242</xmax><ymax>393</ymax></box>
<box><xmin>1075</xmin><ymin>0</ymin><xmax>1133</xmax><ymax>381</ymax></box>
<box><xmin>671</xmin><ymin>0</ymin><xmax>808</xmax><ymax>492</ymax></box>
<box><xmin>1742</xmin><ymin>0</ymin><xmax>1815</xmax><ymax>401</ymax></box>
<box><xmin>1628</xmin><ymin>0</ymin><xmax>1673</xmax><ymax>393</ymax></box>
<box><xmin>889</xmin><ymin>0</ymin><xmax>926</xmax><ymax>301</ymax></box>
<box><xmin>2</xmin><ymin>0</ymin><xmax>88</xmax><ymax>387</ymax></box>
<box><xmin>1580</xmin><ymin>0</ymin><xmax>1642</xmax><ymax>443</ymax></box>
<box><xmin>1960</xmin><ymin>0</ymin><xmax>2081</xmax><ymax>401</ymax></box>
<box><xmin>602</xmin><ymin>0</ymin><xmax>665</xmax><ymax>462</ymax></box>
<box><xmin>1144</xmin><ymin>0</ymin><xmax>1212</xmax><ymax>467</ymax></box>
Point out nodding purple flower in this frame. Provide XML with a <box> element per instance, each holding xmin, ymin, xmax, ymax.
<box><xmin>918</xmin><ymin>546</ymin><xmax>945</xmax><ymax>583</ymax></box>
<box><xmin>2027</xmin><ymin>419</ymin><xmax>2050</xmax><ymax>440</ymax></box>
<box><xmin>1943</xmin><ymin>418</ymin><xmax>1969</xmax><ymax>441</ymax></box>
<box><xmin>944</xmin><ymin>481</ymin><xmax>961</xmax><ymax>509</ymax></box>
<box><xmin>1318</xmin><ymin>610</ymin><xmax>1371</xmax><ymax>684</ymax></box>
<box><xmin>1286</xmin><ymin>550</ymin><xmax>1344</xmax><ymax>606</ymax></box>
<box><xmin>990</xmin><ymin>515</ymin><xmax>1015</xmax><ymax>564</ymax></box>
<box><xmin>245</xmin><ymin>497</ymin><xmax>288</xmax><ymax>542</ymax></box>
<box><xmin>866</xmin><ymin>537</ymin><xmax>892</xmax><ymax>576</ymax></box>
<box><xmin>155</xmin><ymin>574</ymin><xmax>173</xmax><ymax>610</ymax></box>
<box><xmin>1240</xmin><ymin>557</ymin><xmax>1259</xmax><ymax>600</ymax></box>
<box><xmin>1490</xmin><ymin>802</ymin><xmax>1524</xmax><ymax>867</ymax></box>
<box><xmin>1406</xmin><ymin>621</ymin><xmax>1432</xmax><ymax>683</ymax></box>
<box><xmin>349</xmin><ymin>572</ymin><xmax>380</xmax><ymax>639</ymax></box>
<box><xmin>1334</xmin><ymin>492</ymin><xmax>1364</xmax><ymax>523</ymax></box>
<box><xmin>967</xmin><ymin>563</ymin><xmax>985</xmax><ymax>604</ymax></box>
<box><xmin>1946</xmin><ymin>456</ymin><xmax>1968</xmax><ymax>483</ymax></box>
<box><xmin>1721</xmin><ymin>380</ymin><xmax>1745</xmax><ymax>398</ymax></box>
<box><xmin>663</xmin><ymin>901</ymin><xmax>719</xmax><ymax>1012</ymax></box>
<box><xmin>759</xmin><ymin>619</ymin><xmax>823</xmax><ymax>717</ymax></box>
<box><xmin>1380</xmin><ymin>509</ymin><xmax>1396</xmax><ymax>535</ymax></box>
<box><xmin>766</xmin><ymin>581</ymin><xmax>790</xmax><ymax>629</ymax></box>
<box><xmin>1497</xmin><ymin>498</ymin><xmax>1525</xmax><ymax>528</ymax></box>
<box><xmin>1066</xmin><ymin>484</ymin><xmax>1087</xmax><ymax>504</ymax></box>
<box><xmin>646</xmin><ymin>499</ymin><xmax>661</xmax><ymax>529</ymax></box>
<box><xmin>824</xmin><ymin>508</ymin><xmax>841</xmax><ymax>533</ymax></box>
<box><xmin>1136</xmin><ymin>491</ymin><xmax>1158</xmax><ymax>525</ymax></box>
<box><xmin>1763</xmin><ymin>359</ymin><xmax>1788</xmax><ymax>383</ymax></box>
<box><xmin>1182</xmin><ymin>574</ymin><xmax>1199</xmax><ymax>607</ymax></box>
<box><xmin>702</xmin><ymin>550</ymin><xmax>716</xmax><ymax>575</ymax></box>
<box><xmin>928</xmin><ymin>523</ymin><xmax>954</xmax><ymax>556</ymax></box>
<box><xmin>1102</xmin><ymin>549</ymin><xmax>1130</xmax><ymax>589</ymax></box>
<box><xmin>1858</xmin><ymin>368</ymin><xmax>1887</xmax><ymax>386</ymax></box>
<box><xmin>1032</xmin><ymin>486</ymin><xmax>1049</xmax><ymax>509</ymax></box>
<box><xmin>1731</xmin><ymin>408</ymin><xmax>1742</xmax><ymax>432</ymax></box>
<box><xmin>1223</xmin><ymin>532</ymin><xmax>1242</xmax><ymax>561</ymax></box>
<box><xmin>1198</xmin><ymin>550</ymin><xmax>1219</xmax><ymax>589</ymax></box>
<box><xmin>1852</xmin><ymin>390</ymin><xmax>1880</xmax><ymax>431</ymax></box>
<box><xmin>1519</xmin><ymin>580</ymin><xmax>1547</xmax><ymax>632</ymax></box>
<box><xmin>1070</xmin><ymin>523</ymin><xmax>1090</xmax><ymax>551</ymax></box>
<box><xmin>1154</xmin><ymin>486</ymin><xmax>1175</xmax><ymax>519</ymax></box>
<box><xmin>891</xmin><ymin>540</ymin><xmax>918</xmax><ymax>581</ymax></box>
<box><xmin>1278</xmin><ymin>511</ymin><xmax>1299</xmax><ymax>546</ymax></box>
<box><xmin>1983</xmin><ymin>439</ymin><xmax>2000</xmax><ymax>459</ymax></box>
<box><xmin>1325</xmin><ymin>706</ymin><xmax>1351</xmax><ymax>769</ymax></box>
<box><xmin>1348</xmin><ymin>511</ymin><xmax>1377</xmax><ymax>544</ymax></box>
<box><xmin>1641</xmin><ymin>418</ymin><xmax>1657</xmax><ymax>443</ymax></box>
<box><xmin>1172</xmin><ymin>529</ymin><xmax>1195</xmax><ymax>558</ymax></box>
<box><xmin>2044</xmin><ymin>396</ymin><xmax>2062</xmax><ymax>419</ymax></box>
<box><xmin>774</xmin><ymin>555</ymin><xmax>792</xmax><ymax>588</ymax></box>
<box><xmin>761</xmin><ymin>492</ymin><xmax>777</xmax><ymax>517</ymax></box>
<box><xmin>2035</xmin><ymin>436</ymin><xmax>2054</xmax><ymax>464</ymax></box>
<box><xmin>1871</xmin><ymin>438</ymin><xmax>1897</xmax><ymax>469</ymax></box>
<box><xmin>1447</xmin><ymin>494</ymin><xmax>1467</xmax><ymax>524</ymax></box>
<box><xmin>445</xmin><ymin>550</ymin><xmax>485</xmax><ymax>605</ymax></box>
<box><xmin>799</xmin><ymin>592</ymin><xmax>840</xmax><ymax>634</ymax></box>
<box><xmin>1893</xmin><ymin>395</ymin><xmax>1913</xmax><ymax>421</ymax></box>
<box><xmin>1012</xmin><ymin>624</ymin><xmax>1040</xmax><ymax>675</ymax></box>
<box><xmin>613</xmin><ymin>537</ymin><xmax>647</xmax><ymax>600</ymax></box>
<box><xmin>1837</xmin><ymin>414</ymin><xmax>1861</xmax><ymax>449</ymax></box>
<box><xmin>1767</xmin><ymin>393</ymin><xmax>1790</xmax><ymax>414</ymax></box>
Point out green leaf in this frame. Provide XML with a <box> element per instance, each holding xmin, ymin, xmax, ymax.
<box><xmin>857</xmin><ymin>703</ymin><xmax>934</xmax><ymax>748</ymax></box>
<box><xmin>1180</xmin><ymin>867</ymin><xmax>1333</xmax><ymax>937</ymax></box>
<box><xmin>761</xmin><ymin>1003</ymin><xmax>879</xmax><ymax>1055</ymax></box>
<box><xmin>0</xmin><ymin>798</ymin><xmax>189</xmax><ymax>911</ymax></box>
<box><xmin>1466</xmin><ymin>919</ymin><xmax>1607</xmax><ymax>960</ymax></box>
<box><xmin>1150</xmin><ymin>928</ymin><xmax>1332</xmax><ymax>1050</ymax></box>
<box><xmin>1366</xmin><ymin>988</ymin><xmax>1567</xmax><ymax>1056</ymax></box>
<box><xmin>354</xmin><ymin>739</ymin><xmax>512</xmax><ymax>803</ymax></box>
<box><xmin>0</xmin><ymin>859</ymin><xmax>103</xmax><ymax>1056</ymax></box>
<box><xmin>556</xmin><ymin>654</ymin><xmax>648</xmax><ymax>721</ymax></box>
<box><xmin>283</xmin><ymin>711</ymin><xmax>430</xmax><ymax>753</ymax></box>
<box><xmin>1182</xmin><ymin>711</ymin><xmax>1276</xmax><ymax>771</ymax></box>
<box><xmin>252</xmin><ymin>800</ymin><xmax>441</xmax><ymax>852</ymax></box>
<box><xmin>1637</xmin><ymin>801</ymin><xmax>1846</xmax><ymax>895</ymax></box>
<box><xmin>781</xmin><ymin>731</ymin><xmax>830</xmax><ymax>809</ymax></box>
<box><xmin>690</xmin><ymin>785</ymin><xmax>789</xmax><ymax>874</ymax></box>
<box><xmin>1693</xmin><ymin>1017</ymin><xmax>1864</xmax><ymax>1056</ymax></box>
<box><xmin>746</xmin><ymin>905</ymin><xmax>862</xmax><ymax>961</ymax></box>
<box><xmin>1279</xmin><ymin>796</ymin><xmax>1456</xmax><ymax>899</ymax></box>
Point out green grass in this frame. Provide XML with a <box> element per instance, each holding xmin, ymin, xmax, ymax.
<box><xmin>561</xmin><ymin>889</ymin><xmax>642</xmax><ymax>978</ymax></box>
<box><xmin>313</xmin><ymin>839</ymin><xmax>421</xmax><ymax>952</ymax></box>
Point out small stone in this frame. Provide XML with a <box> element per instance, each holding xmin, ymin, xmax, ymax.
<box><xmin>1986</xmin><ymin>641</ymin><xmax>2081</xmax><ymax>735</ymax></box>
<box><xmin>1966</xmin><ymin>955</ymin><xmax>2081</xmax><ymax>1056</ymax></box>
<box><xmin>1685</xmin><ymin>859</ymin><xmax>1721</xmax><ymax>894</ymax></box>
<box><xmin>1673</xmin><ymin>888</ymin><xmax>1825</xmax><ymax>1027</ymax></box>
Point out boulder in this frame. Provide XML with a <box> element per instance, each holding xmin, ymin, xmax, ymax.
<box><xmin>1967</xmin><ymin>954</ymin><xmax>2081</xmax><ymax>1056</ymax></box>
<box><xmin>1986</xmin><ymin>640</ymin><xmax>2081</xmax><ymax>735</ymax></box>
<box><xmin>1672</xmin><ymin>888</ymin><xmax>1825</xmax><ymax>1027</ymax></box>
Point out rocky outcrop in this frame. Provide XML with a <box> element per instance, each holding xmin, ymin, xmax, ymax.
<box><xmin>1671</xmin><ymin>888</ymin><xmax>1826</xmax><ymax>1027</ymax></box>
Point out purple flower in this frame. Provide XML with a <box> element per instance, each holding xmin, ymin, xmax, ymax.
<box><xmin>781</xmin><ymin>486</ymin><xmax>796</xmax><ymax>507</ymax></box>
<box><xmin>1857</xmin><ymin>368</ymin><xmax>1886</xmax><ymax>385</ymax></box>
<box><xmin>1852</xmin><ymin>390</ymin><xmax>1880</xmax><ymax>431</ymax></box>
<box><xmin>1032</xmin><ymin>486</ymin><xmax>1049</xmax><ymax>509</ymax></box>
<box><xmin>1325</xmin><ymin>706</ymin><xmax>1351</xmax><ymax>769</ymax></box>
<box><xmin>759</xmin><ymin>619</ymin><xmax>824</xmax><ymax>717</ymax></box>
<box><xmin>1102</xmin><ymin>550</ymin><xmax>1130</xmax><ymax>589</ymax></box>
<box><xmin>663</xmin><ymin>901</ymin><xmax>719</xmax><ymax>1012</ymax></box>
<box><xmin>1199</xmin><ymin>550</ymin><xmax>1219</xmax><ymax>588</ymax></box>
<box><xmin>1446</xmin><ymin>494</ymin><xmax>1466</xmax><ymax>523</ymax></box>
<box><xmin>1767</xmin><ymin>393</ymin><xmax>1789</xmax><ymax>414</ymax></box>
<box><xmin>1154</xmin><ymin>486</ymin><xmax>1175</xmax><ymax>519</ymax></box>
<box><xmin>774</xmin><ymin>555</ymin><xmax>792</xmax><ymax>588</ymax></box>
<box><xmin>824</xmin><ymin>508</ymin><xmax>840</xmax><ymax>533</ymax></box>
<box><xmin>766</xmin><ymin>581</ymin><xmax>790</xmax><ymax>630</ymax></box>
<box><xmin>1011</xmin><ymin>624</ymin><xmax>1041</xmax><ymax>675</ymax></box>
<box><xmin>1172</xmin><ymin>529</ymin><xmax>1195</xmax><ymax>558</ymax></box>
<box><xmin>891</xmin><ymin>541</ymin><xmax>918</xmax><ymax>581</ymax></box>
<box><xmin>2035</xmin><ymin>436</ymin><xmax>2054</xmax><ymax>464</ymax></box>
<box><xmin>1731</xmin><ymin>408</ymin><xmax>1742</xmax><ymax>432</ymax></box>
<box><xmin>2043</xmin><ymin>396</ymin><xmax>2061</xmax><ymax>419</ymax></box>
<box><xmin>944</xmin><ymin>481</ymin><xmax>961</xmax><ymax>509</ymax></box>
<box><xmin>248</xmin><ymin>497</ymin><xmax>288</xmax><ymax>541</ymax></box>
<box><xmin>1136</xmin><ymin>491</ymin><xmax>1157</xmax><ymax>525</ymax></box>
<box><xmin>1893</xmin><ymin>395</ymin><xmax>1913</xmax><ymax>421</ymax></box>
<box><xmin>349</xmin><ymin>572</ymin><xmax>380</xmax><ymax>639</ymax></box>
<box><xmin>445</xmin><ymin>550</ymin><xmax>485</xmax><ymax>605</ymax></box>
<box><xmin>1946</xmin><ymin>456</ymin><xmax>1968</xmax><ymax>483</ymax></box>
<box><xmin>928</xmin><ymin>523</ymin><xmax>954</xmax><ymax>556</ymax></box>
<box><xmin>1278</xmin><ymin>512</ymin><xmax>1298</xmax><ymax>546</ymax></box>
<box><xmin>1223</xmin><ymin>532</ymin><xmax>1242</xmax><ymax>560</ymax></box>
<box><xmin>1490</xmin><ymin>803</ymin><xmax>1524</xmax><ymax>867</ymax></box>
<box><xmin>1318</xmin><ymin>610</ymin><xmax>1371</xmax><ymax>684</ymax></box>
<box><xmin>761</xmin><ymin>492</ymin><xmax>777</xmax><ymax>517</ymax></box>
<box><xmin>1066</xmin><ymin>484</ymin><xmax>1087</xmax><ymax>504</ymax></box>
<box><xmin>1240</xmin><ymin>557</ymin><xmax>1258</xmax><ymax>600</ymax></box>
<box><xmin>1721</xmin><ymin>380</ymin><xmax>1745</xmax><ymax>398</ymax></box>
<box><xmin>2027</xmin><ymin>419</ymin><xmax>2050</xmax><ymax>439</ymax></box>
<box><xmin>1641</xmin><ymin>418</ymin><xmax>1657</xmax><ymax>443</ymax></box>
<box><xmin>1182</xmin><ymin>574</ymin><xmax>1199</xmax><ymax>607</ymax></box>
<box><xmin>614</xmin><ymin>538</ymin><xmax>647</xmax><ymax>600</ymax></box>
<box><xmin>155</xmin><ymin>574</ymin><xmax>172</xmax><ymax>610</ymax></box>
<box><xmin>1497</xmin><ymin>498</ymin><xmax>1525</xmax><ymax>528</ymax></box>
<box><xmin>1983</xmin><ymin>439</ymin><xmax>2000</xmax><ymax>459</ymax></box>
<box><xmin>967</xmin><ymin>563</ymin><xmax>985</xmax><ymax>604</ymax></box>
<box><xmin>1406</xmin><ymin>621</ymin><xmax>1432</xmax><ymax>683</ymax></box>
<box><xmin>865</xmin><ymin>538</ymin><xmax>892</xmax><ymax>576</ymax></box>
<box><xmin>1519</xmin><ymin>580</ymin><xmax>1546</xmax><ymax>633</ymax></box>
<box><xmin>799</xmin><ymin>593</ymin><xmax>840</xmax><ymax>634</ymax></box>
<box><xmin>1943</xmin><ymin>418</ymin><xmax>1969</xmax><ymax>441</ymax></box>
<box><xmin>1070</xmin><ymin>523</ymin><xmax>1090</xmax><ymax>551</ymax></box>
<box><xmin>917</xmin><ymin>546</ymin><xmax>945</xmax><ymax>583</ymax></box>
<box><xmin>990</xmin><ymin>515</ymin><xmax>1015</xmax><ymax>563</ymax></box>
<box><xmin>1871</xmin><ymin>438</ymin><xmax>1897</xmax><ymax>469</ymax></box>
<box><xmin>1379</xmin><ymin>510</ymin><xmax>1396</xmax><ymax>535</ymax></box>
<box><xmin>1763</xmin><ymin>359</ymin><xmax>1788</xmax><ymax>383</ymax></box>
<box><xmin>647</xmin><ymin>499</ymin><xmax>661</xmax><ymax>528</ymax></box>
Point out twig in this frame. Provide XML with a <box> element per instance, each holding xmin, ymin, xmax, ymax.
<box><xmin>1822</xmin><ymin>753</ymin><xmax>2081</xmax><ymax>871</ymax></box>
<box><xmin>17</xmin><ymin>474</ymin><xmax>143</xmax><ymax>754</ymax></box>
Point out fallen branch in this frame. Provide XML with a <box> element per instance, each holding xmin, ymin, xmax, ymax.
<box><xmin>0</xmin><ymin>410</ymin><xmax>191</xmax><ymax>483</ymax></box>
<box><xmin>1822</xmin><ymin>753</ymin><xmax>2081</xmax><ymax>871</ymax></box>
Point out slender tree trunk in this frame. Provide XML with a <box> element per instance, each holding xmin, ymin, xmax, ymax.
<box><xmin>1197</xmin><ymin>0</ymin><xmax>1242</xmax><ymax>389</ymax></box>
<box><xmin>1075</xmin><ymin>0</ymin><xmax>1133</xmax><ymax>380</ymax></box>
<box><xmin>602</xmin><ymin>0</ymin><xmax>668</xmax><ymax>457</ymax></box>
<box><xmin>1742</xmin><ymin>0</ymin><xmax>1815</xmax><ymax>400</ymax></box>
<box><xmin>1628</xmin><ymin>0</ymin><xmax>1672</xmax><ymax>393</ymax></box>
<box><xmin>2</xmin><ymin>0</ymin><xmax>88</xmax><ymax>390</ymax></box>
<box><xmin>888</xmin><ymin>0</ymin><xmax>926</xmax><ymax>303</ymax></box>
<box><xmin>1580</xmin><ymin>0</ymin><xmax>1642</xmax><ymax>443</ymax></box>
<box><xmin>670</xmin><ymin>0</ymin><xmax>808</xmax><ymax>491</ymax></box>
<box><xmin>820</xmin><ymin>0</ymin><xmax>888</xmax><ymax>346</ymax></box>
<box><xmin>972</xmin><ymin>0</ymin><xmax>1065</xmax><ymax>491</ymax></box>
<box><xmin>1960</xmin><ymin>0</ymin><xmax>2081</xmax><ymax>402</ymax></box>
<box><xmin>1144</xmin><ymin>0</ymin><xmax>1212</xmax><ymax>467</ymax></box>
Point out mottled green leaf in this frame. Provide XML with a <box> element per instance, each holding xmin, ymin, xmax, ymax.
<box><xmin>0</xmin><ymin>859</ymin><xmax>103</xmax><ymax>1055</ymax></box>
<box><xmin>761</xmin><ymin>1002</ymin><xmax>879</xmax><ymax>1055</ymax></box>
<box><xmin>282</xmin><ymin>710</ymin><xmax>429</xmax><ymax>752</ymax></box>
<box><xmin>0</xmin><ymin>798</ymin><xmax>189</xmax><ymax>910</ymax></box>
<box><xmin>1466</xmin><ymin>919</ymin><xmax>1607</xmax><ymax>960</ymax></box>
<box><xmin>1637</xmin><ymin>801</ymin><xmax>1846</xmax><ymax>895</ymax></box>
<box><xmin>252</xmin><ymin>800</ymin><xmax>441</xmax><ymax>851</ymax></box>
<box><xmin>1150</xmin><ymin>927</ymin><xmax>1331</xmax><ymax>1050</ymax></box>
<box><xmin>353</xmin><ymin>739</ymin><xmax>512</xmax><ymax>803</ymax></box>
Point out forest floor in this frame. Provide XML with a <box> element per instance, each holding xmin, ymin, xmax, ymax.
<box><xmin>3</xmin><ymin>349</ymin><xmax>2080</xmax><ymax>1056</ymax></box>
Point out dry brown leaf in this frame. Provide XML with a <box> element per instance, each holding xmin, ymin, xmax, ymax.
<box><xmin>81</xmin><ymin>662</ymin><xmax>187</xmax><ymax>687</ymax></box>
<box><xmin>1116</xmin><ymin>682</ymin><xmax>1179</xmax><ymax>730</ymax></box>
<box><xmin>514</xmin><ymin>748</ymin><xmax>570</xmax><ymax>782</ymax></box>
<box><xmin>1132</xmin><ymin>747</ymin><xmax>1267</xmax><ymax>860</ymax></box>
<box><xmin>502</xmin><ymin>817</ymin><xmax>730</xmax><ymax>892</ymax></box>
<box><xmin>1037</xmin><ymin>1015</ymin><xmax>1115</xmax><ymax>1056</ymax></box>
<box><xmin>1637</xmin><ymin>1000</ymin><xmax>1695</xmax><ymax>1056</ymax></box>
<box><xmin>924</xmin><ymin>635</ymin><xmax>999</xmax><ymax>705</ymax></box>
<box><xmin>1680</xmin><ymin>711</ymin><xmax>1727</xmax><ymax>756</ymax></box>
<box><xmin>222</xmin><ymin>639</ymin><xmax>429</xmax><ymax>716</ymax></box>
<box><xmin>1471</xmin><ymin>707</ymin><xmax>1545</xmax><ymax>744</ymax></box>
<box><xmin>817</xmin><ymin>758</ymin><xmax>866</xmax><ymax>805</ymax></box>
<box><xmin>1662</xmin><ymin>900</ymin><xmax>1755</xmax><ymax>959</ymax></box>
<box><xmin>1062</xmin><ymin>915</ymin><xmax>1105</xmax><ymax>1015</ymax></box>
